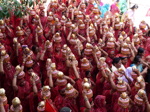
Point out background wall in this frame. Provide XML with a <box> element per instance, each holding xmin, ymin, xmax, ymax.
<box><xmin>130</xmin><ymin>0</ymin><xmax>150</xmax><ymax>27</ymax></box>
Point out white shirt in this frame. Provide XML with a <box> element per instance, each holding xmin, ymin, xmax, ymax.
<box><xmin>111</xmin><ymin>64</ymin><xmax>129</xmax><ymax>83</ymax></box>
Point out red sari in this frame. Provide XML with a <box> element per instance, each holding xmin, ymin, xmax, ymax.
<box><xmin>145</xmin><ymin>38</ymin><xmax>150</xmax><ymax>56</ymax></box>
<box><xmin>91</xmin><ymin>95</ymin><xmax>107</xmax><ymax>112</ymax></box>
<box><xmin>25</xmin><ymin>34</ymin><xmax>33</xmax><ymax>48</ymax></box>
<box><xmin>40</xmin><ymin>16</ymin><xmax>47</xmax><ymax>28</ymax></box>
<box><xmin>15</xmin><ymin>81</ymin><xmax>31</xmax><ymax>112</ymax></box>
<box><xmin>86</xmin><ymin>3</ymin><xmax>94</xmax><ymax>15</ymax></box>
<box><xmin>115</xmin><ymin>104</ymin><xmax>129</xmax><ymax>112</ymax></box>
<box><xmin>3</xmin><ymin>62</ymin><xmax>15</xmax><ymax>104</ymax></box>
<box><xmin>130</xmin><ymin>104</ymin><xmax>145</xmax><ymax>112</ymax></box>
<box><xmin>63</xmin><ymin>97</ymin><xmax>79</xmax><ymax>112</ymax></box>
<box><xmin>54</xmin><ymin>94</ymin><xmax>65</xmax><ymax>110</ymax></box>
<box><xmin>111</xmin><ymin>91</ymin><xmax>121</xmax><ymax>112</ymax></box>
<box><xmin>53</xmin><ymin>50</ymin><xmax>66</xmax><ymax>72</ymax></box>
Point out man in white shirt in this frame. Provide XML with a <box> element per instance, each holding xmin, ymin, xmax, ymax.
<box><xmin>111</xmin><ymin>57</ymin><xmax>132</xmax><ymax>83</ymax></box>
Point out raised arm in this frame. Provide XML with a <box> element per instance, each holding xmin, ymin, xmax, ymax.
<box><xmin>64</xmin><ymin>76</ymin><xmax>75</xmax><ymax>85</ymax></box>
<box><xmin>0</xmin><ymin>97</ymin><xmax>5</xmax><ymax>112</ymax></box>
<box><xmin>12</xmin><ymin>72</ymin><xmax>19</xmax><ymax>91</ymax></box>
<box><xmin>32</xmin><ymin>79</ymin><xmax>38</xmax><ymax>94</ymax></box>
<box><xmin>82</xmin><ymin>91</ymin><xmax>91</xmax><ymax>111</ymax></box>
<box><xmin>48</xmin><ymin>70</ymin><xmax>54</xmax><ymax>88</ymax></box>
<box><xmin>108</xmin><ymin>73</ymin><xmax>117</xmax><ymax>90</ymax></box>
<box><xmin>0</xmin><ymin>56</ymin><xmax>4</xmax><ymax>73</ymax></box>
<box><xmin>72</xmin><ymin>61</ymin><xmax>80</xmax><ymax>79</ymax></box>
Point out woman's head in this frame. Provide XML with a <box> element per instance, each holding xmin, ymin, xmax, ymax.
<box><xmin>133</xmin><ymin>56</ymin><xmax>141</xmax><ymax>65</ymax></box>
<box><xmin>108</xmin><ymin>50</ymin><xmax>115</xmax><ymax>59</ymax></box>
<box><xmin>131</xmin><ymin>4</ymin><xmax>138</xmax><ymax>10</ymax></box>
<box><xmin>94</xmin><ymin>95</ymin><xmax>106</xmax><ymax>108</ymax></box>
<box><xmin>137</xmin><ymin>47</ymin><xmax>145</xmax><ymax>57</ymax></box>
<box><xmin>18</xmin><ymin>78</ymin><xmax>26</xmax><ymax>87</ymax></box>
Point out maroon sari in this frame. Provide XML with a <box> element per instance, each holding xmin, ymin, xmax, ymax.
<box><xmin>91</xmin><ymin>95</ymin><xmax>107</xmax><ymax>112</ymax></box>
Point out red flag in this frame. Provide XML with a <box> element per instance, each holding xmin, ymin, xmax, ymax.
<box><xmin>146</xmin><ymin>8</ymin><xmax>150</xmax><ymax>17</ymax></box>
<box><xmin>45</xmin><ymin>100</ymin><xmax>57</xmax><ymax>112</ymax></box>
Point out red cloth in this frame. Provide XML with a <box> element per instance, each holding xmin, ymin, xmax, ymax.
<box><xmin>25</xmin><ymin>34</ymin><xmax>33</xmax><ymax>48</ymax></box>
<box><xmin>45</xmin><ymin>99</ymin><xmax>57</xmax><ymax>112</ymax></box>
<box><xmin>91</xmin><ymin>95</ymin><xmax>107</xmax><ymax>112</ymax></box>
<box><xmin>15</xmin><ymin>81</ymin><xmax>31</xmax><ymax>112</ymax></box>
<box><xmin>28</xmin><ymin>92</ymin><xmax>39</xmax><ymax>112</ymax></box>
<box><xmin>63</xmin><ymin>97</ymin><xmax>79</xmax><ymax>112</ymax></box>
<box><xmin>130</xmin><ymin>104</ymin><xmax>145</xmax><ymax>112</ymax></box>
<box><xmin>145</xmin><ymin>38</ymin><xmax>150</xmax><ymax>56</ymax></box>
<box><xmin>115</xmin><ymin>104</ymin><xmax>129</xmax><ymax>112</ymax></box>
<box><xmin>14</xmin><ymin>17</ymin><xmax>21</xmax><ymax>30</ymax></box>
<box><xmin>40</xmin><ymin>16</ymin><xmax>47</xmax><ymax>28</ymax></box>
<box><xmin>54</xmin><ymin>94</ymin><xmax>65</xmax><ymax>110</ymax></box>
<box><xmin>86</xmin><ymin>3</ymin><xmax>94</xmax><ymax>15</ymax></box>
<box><xmin>110</xmin><ymin>3</ymin><xmax>120</xmax><ymax>14</ymax></box>
<box><xmin>111</xmin><ymin>91</ymin><xmax>120</xmax><ymax>112</ymax></box>
<box><xmin>146</xmin><ymin>8</ymin><xmax>150</xmax><ymax>16</ymax></box>
<box><xmin>3</xmin><ymin>63</ymin><xmax>15</xmax><ymax>104</ymax></box>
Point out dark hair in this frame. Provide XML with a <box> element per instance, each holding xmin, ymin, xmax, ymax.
<box><xmin>132</xmin><ymin>55</ymin><xmax>141</xmax><ymax>64</ymax></box>
<box><xmin>119</xmin><ymin>57</ymin><xmax>128</xmax><ymax>60</ymax></box>
<box><xmin>131</xmin><ymin>4</ymin><xmax>138</xmax><ymax>9</ymax></box>
<box><xmin>85</xmin><ymin>71</ymin><xmax>91</xmax><ymax>77</ymax></box>
<box><xmin>59</xmin><ymin>107</ymin><xmax>71</xmax><ymax>112</ymax></box>
<box><xmin>137</xmin><ymin>47</ymin><xmax>144</xmax><ymax>55</ymax></box>
<box><xmin>32</xmin><ymin>45</ymin><xmax>37</xmax><ymax>51</ymax></box>
<box><xmin>146</xmin><ymin>30</ymin><xmax>150</xmax><ymax>37</ymax></box>
<box><xmin>112</xmin><ymin>57</ymin><xmax>121</xmax><ymax>65</ymax></box>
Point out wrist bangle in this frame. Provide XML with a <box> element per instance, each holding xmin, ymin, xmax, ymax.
<box><xmin>14</xmin><ymin>75</ymin><xmax>17</xmax><ymax>78</ymax></box>
<box><xmin>84</xmin><ymin>97</ymin><xmax>88</xmax><ymax>101</ymax></box>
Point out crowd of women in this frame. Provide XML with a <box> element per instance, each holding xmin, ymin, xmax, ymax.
<box><xmin>0</xmin><ymin>0</ymin><xmax>150</xmax><ymax>112</ymax></box>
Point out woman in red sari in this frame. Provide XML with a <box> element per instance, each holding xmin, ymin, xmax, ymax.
<box><xmin>53</xmin><ymin>33</ymin><xmax>66</xmax><ymax>72</ymax></box>
<box><xmin>27</xmin><ymin>73</ymin><xmax>42</xmax><ymax>112</ymax></box>
<box><xmin>91</xmin><ymin>95</ymin><xmax>107</xmax><ymax>112</ymax></box>
<box><xmin>39</xmin><ymin>5</ymin><xmax>47</xmax><ymax>28</ymax></box>
<box><xmin>56</xmin><ymin>3</ymin><xmax>67</xmax><ymax>19</ymax></box>
<box><xmin>130</xmin><ymin>89</ymin><xmax>146</xmax><ymax>112</ymax></box>
<box><xmin>66</xmin><ymin>53</ymin><xmax>80</xmax><ymax>80</ymax></box>
<box><xmin>62</xmin><ymin>83</ymin><xmax>79</xmax><ymax>112</ymax></box>
<box><xmin>35</xmin><ymin>26</ymin><xmax>46</xmax><ymax>49</ymax></box>
<box><xmin>68</xmin><ymin>34</ymin><xmax>83</xmax><ymax>61</ymax></box>
<box><xmin>86</xmin><ymin>0</ymin><xmax>95</xmax><ymax>15</ymax></box>
<box><xmin>145</xmin><ymin>38</ymin><xmax>150</xmax><ymax>56</ymax></box>
<box><xmin>12</xmin><ymin>66</ymin><xmax>31</xmax><ymax>112</ymax></box>
<box><xmin>2</xmin><ymin>53</ymin><xmax>16</xmax><ymax>104</ymax></box>
<box><xmin>123</xmin><ymin>18</ymin><xmax>134</xmax><ymax>39</ymax></box>
<box><xmin>115</xmin><ymin>92</ymin><xmax>130</xmax><ymax>112</ymax></box>
<box><xmin>15</xmin><ymin>26</ymin><xmax>25</xmax><ymax>45</ymax></box>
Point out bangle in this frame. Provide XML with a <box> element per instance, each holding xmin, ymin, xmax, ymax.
<box><xmin>14</xmin><ymin>75</ymin><xmax>17</xmax><ymax>78</ymax></box>
<box><xmin>84</xmin><ymin>97</ymin><xmax>88</xmax><ymax>101</ymax></box>
<box><xmin>0</xmin><ymin>61</ymin><xmax>3</xmax><ymax>63</ymax></box>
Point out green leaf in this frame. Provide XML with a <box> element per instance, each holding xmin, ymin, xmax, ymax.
<box><xmin>29</xmin><ymin>0</ymin><xmax>33</xmax><ymax>7</ymax></box>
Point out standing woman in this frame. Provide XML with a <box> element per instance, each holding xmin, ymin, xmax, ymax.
<box><xmin>123</xmin><ymin>4</ymin><xmax>138</xmax><ymax>24</ymax></box>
